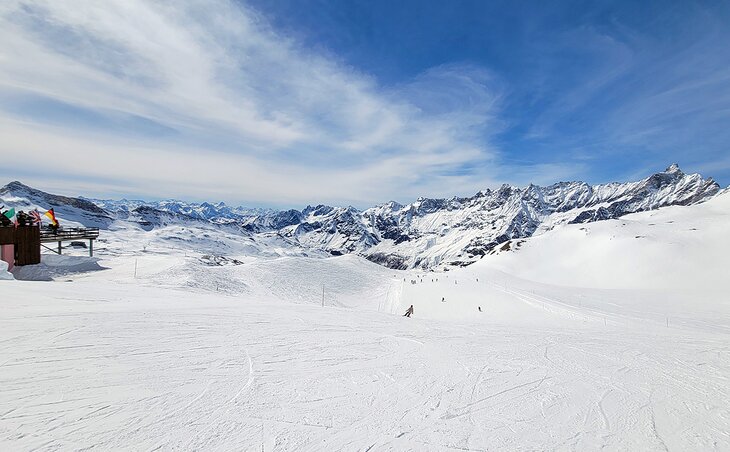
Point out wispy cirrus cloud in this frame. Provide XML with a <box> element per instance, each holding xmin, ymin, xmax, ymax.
<box><xmin>0</xmin><ymin>0</ymin><xmax>503</xmax><ymax>206</ymax></box>
<box><xmin>3</xmin><ymin>1</ymin><xmax>728</xmax><ymax>207</ymax></box>
<box><xmin>511</xmin><ymin>2</ymin><xmax>730</xmax><ymax>183</ymax></box>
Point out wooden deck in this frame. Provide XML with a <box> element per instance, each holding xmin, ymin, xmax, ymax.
<box><xmin>40</xmin><ymin>227</ymin><xmax>100</xmax><ymax>257</ymax></box>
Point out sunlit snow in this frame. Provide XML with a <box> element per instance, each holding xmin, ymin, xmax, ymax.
<box><xmin>1</xmin><ymin>192</ymin><xmax>729</xmax><ymax>450</ymax></box>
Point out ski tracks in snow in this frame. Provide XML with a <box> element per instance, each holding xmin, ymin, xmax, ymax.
<box><xmin>1</xmin><ymin>283</ymin><xmax>729</xmax><ymax>451</ymax></box>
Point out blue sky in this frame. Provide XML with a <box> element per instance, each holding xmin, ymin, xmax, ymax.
<box><xmin>0</xmin><ymin>0</ymin><xmax>728</xmax><ymax>207</ymax></box>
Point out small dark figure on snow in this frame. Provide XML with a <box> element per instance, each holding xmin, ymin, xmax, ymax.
<box><xmin>478</xmin><ymin>306</ymin><xmax>482</xmax><ymax>312</ymax></box>
<box><xmin>404</xmin><ymin>305</ymin><xmax>414</xmax><ymax>317</ymax></box>
<box><xmin>441</xmin><ymin>297</ymin><xmax>445</xmax><ymax>302</ymax></box>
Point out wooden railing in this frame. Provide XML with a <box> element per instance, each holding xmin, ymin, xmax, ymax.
<box><xmin>39</xmin><ymin>227</ymin><xmax>100</xmax><ymax>243</ymax></box>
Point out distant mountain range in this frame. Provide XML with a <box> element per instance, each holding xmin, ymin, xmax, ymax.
<box><xmin>0</xmin><ymin>164</ymin><xmax>722</xmax><ymax>269</ymax></box>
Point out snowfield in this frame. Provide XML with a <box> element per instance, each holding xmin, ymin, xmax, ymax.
<box><xmin>1</xmin><ymin>193</ymin><xmax>729</xmax><ymax>450</ymax></box>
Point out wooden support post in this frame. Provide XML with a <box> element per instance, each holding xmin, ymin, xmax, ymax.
<box><xmin>89</xmin><ymin>239</ymin><xmax>94</xmax><ymax>257</ymax></box>
<box><xmin>58</xmin><ymin>241</ymin><xmax>62</xmax><ymax>255</ymax></box>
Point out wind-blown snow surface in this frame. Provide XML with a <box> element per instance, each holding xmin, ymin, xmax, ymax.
<box><xmin>1</xmin><ymin>196</ymin><xmax>729</xmax><ymax>450</ymax></box>
<box><xmin>0</xmin><ymin>261</ymin><xmax>12</xmax><ymax>280</ymax></box>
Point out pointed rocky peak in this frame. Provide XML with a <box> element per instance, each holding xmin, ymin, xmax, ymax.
<box><xmin>339</xmin><ymin>206</ymin><xmax>361</xmax><ymax>218</ymax></box>
<box><xmin>496</xmin><ymin>184</ymin><xmax>515</xmax><ymax>198</ymax></box>
<box><xmin>302</xmin><ymin>204</ymin><xmax>334</xmax><ymax>217</ymax></box>
<box><xmin>644</xmin><ymin>164</ymin><xmax>689</xmax><ymax>190</ymax></box>
<box><xmin>0</xmin><ymin>180</ymin><xmax>35</xmax><ymax>196</ymax></box>
<box><xmin>2</xmin><ymin>180</ymin><xmax>28</xmax><ymax>189</ymax></box>
<box><xmin>665</xmin><ymin>163</ymin><xmax>683</xmax><ymax>174</ymax></box>
<box><xmin>385</xmin><ymin>200</ymin><xmax>403</xmax><ymax>210</ymax></box>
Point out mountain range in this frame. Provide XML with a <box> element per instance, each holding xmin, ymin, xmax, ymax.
<box><xmin>0</xmin><ymin>164</ymin><xmax>722</xmax><ymax>269</ymax></box>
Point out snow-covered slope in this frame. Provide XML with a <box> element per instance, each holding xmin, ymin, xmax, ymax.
<box><xmin>480</xmin><ymin>188</ymin><xmax>730</xmax><ymax>292</ymax></box>
<box><xmin>358</xmin><ymin>163</ymin><xmax>720</xmax><ymax>269</ymax></box>
<box><xmin>1</xmin><ymin>187</ymin><xmax>728</xmax><ymax>450</ymax></box>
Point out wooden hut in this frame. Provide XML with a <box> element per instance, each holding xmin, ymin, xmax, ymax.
<box><xmin>0</xmin><ymin>226</ymin><xmax>41</xmax><ymax>268</ymax></box>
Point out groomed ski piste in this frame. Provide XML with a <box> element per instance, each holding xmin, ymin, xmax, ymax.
<box><xmin>1</xmin><ymin>192</ymin><xmax>729</xmax><ymax>451</ymax></box>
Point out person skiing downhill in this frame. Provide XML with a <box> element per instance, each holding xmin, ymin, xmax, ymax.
<box><xmin>404</xmin><ymin>305</ymin><xmax>414</xmax><ymax>317</ymax></box>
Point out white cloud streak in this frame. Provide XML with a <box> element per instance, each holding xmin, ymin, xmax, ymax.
<box><xmin>0</xmin><ymin>0</ymin><xmax>504</xmax><ymax>206</ymax></box>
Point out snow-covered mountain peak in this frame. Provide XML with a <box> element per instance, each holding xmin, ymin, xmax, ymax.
<box><xmin>0</xmin><ymin>164</ymin><xmax>722</xmax><ymax>270</ymax></box>
<box><xmin>0</xmin><ymin>181</ymin><xmax>113</xmax><ymax>228</ymax></box>
<box><xmin>665</xmin><ymin>163</ymin><xmax>682</xmax><ymax>174</ymax></box>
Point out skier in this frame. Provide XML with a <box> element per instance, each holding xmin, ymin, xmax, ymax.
<box><xmin>441</xmin><ymin>297</ymin><xmax>445</xmax><ymax>303</ymax></box>
<box><xmin>478</xmin><ymin>306</ymin><xmax>482</xmax><ymax>312</ymax></box>
<box><xmin>403</xmin><ymin>305</ymin><xmax>414</xmax><ymax>317</ymax></box>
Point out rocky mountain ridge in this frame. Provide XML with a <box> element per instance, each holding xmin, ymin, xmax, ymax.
<box><xmin>0</xmin><ymin>164</ymin><xmax>721</xmax><ymax>269</ymax></box>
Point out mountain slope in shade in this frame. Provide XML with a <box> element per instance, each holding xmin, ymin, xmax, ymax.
<box><xmin>0</xmin><ymin>164</ymin><xmax>721</xmax><ymax>269</ymax></box>
<box><xmin>0</xmin><ymin>181</ymin><xmax>113</xmax><ymax>228</ymax></box>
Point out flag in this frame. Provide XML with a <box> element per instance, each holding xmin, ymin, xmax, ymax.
<box><xmin>30</xmin><ymin>209</ymin><xmax>42</xmax><ymax>225</ymax></box>
<box><xmin>44</xmin><ymin>208</ymin><xmax>58</xmax><ymax>226</ymax></box>
<box><xmin>3</xmin><ymin>208</ymin><xmax>15</xmax><ymax>221</ymax></box>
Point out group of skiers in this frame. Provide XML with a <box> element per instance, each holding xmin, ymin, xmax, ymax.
<box><xmin>402</xmin><ymin>275</ymin><xmax>484</xmax><ymax>318</ymax></box>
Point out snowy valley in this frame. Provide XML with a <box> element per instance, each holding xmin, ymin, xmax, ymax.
<box><xmin>1</xmin><ymin>169</ymin><xmax>729</xmax><ymax>451</ymax></box>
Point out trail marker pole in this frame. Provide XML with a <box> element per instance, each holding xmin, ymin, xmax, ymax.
<box><xmin>322</xmin><ymin>285</ymin><xmax>325</xmax><ymax>307</ymax></box>
<box><xmin>134</xmin><ymin>259</ymin><xmax>138</xmax><ymax>278</ymax></box>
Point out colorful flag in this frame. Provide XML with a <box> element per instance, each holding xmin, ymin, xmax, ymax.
<box><xmin>30</xmin><ymin>209</ymin><xmax>42</xmax><ymax>225</ymax></box>
<box><xmin>3</xmin><ymin>208</ymin><xmax>15</xmax><ymax>221</ymax></box>
<box><xmin>44</xmin><ymin>208</ymin><xmax>58</xmax><ymax>226</ymax></box>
